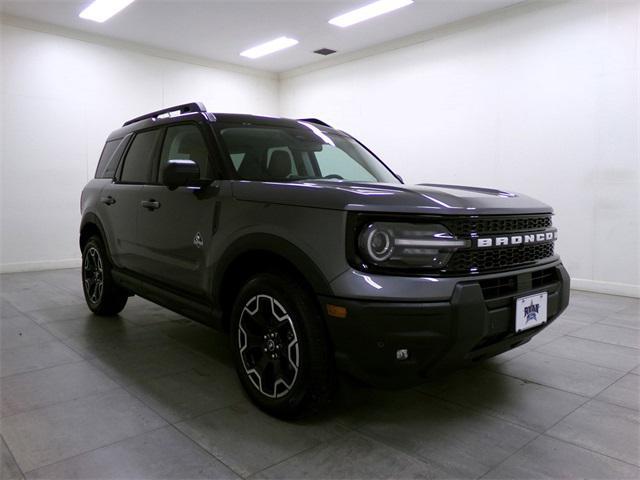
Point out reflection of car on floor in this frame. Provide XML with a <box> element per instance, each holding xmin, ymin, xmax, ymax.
<box><xmin>79</xmin><ymin>102</ymin><xmax>569</xmax><ymax>417</ymax></box>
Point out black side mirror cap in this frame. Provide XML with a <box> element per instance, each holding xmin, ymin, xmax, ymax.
<box><xmin>162</xmin><ymin>159</ymin><xmax>201</xmax><ymax>191</ymax></box>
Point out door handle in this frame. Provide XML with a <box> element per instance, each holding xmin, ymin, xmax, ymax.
<box><xmin>141</xmin><ymin>199</ymin><xmax>161</xmax><ymax>210</ymax></box>
<box><xmin>100</xmin><ymin>196</ymin><xmax>116</xmax><ymax>206</ymax></box>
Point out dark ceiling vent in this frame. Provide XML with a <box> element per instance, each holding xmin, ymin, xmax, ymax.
<box><xmin>314</xmin><ymin>48</ymin><xmax>337</xmax><ymax>56</ymax></box>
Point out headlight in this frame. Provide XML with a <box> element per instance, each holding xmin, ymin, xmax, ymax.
<box><xmin>357</xmin><ymin>222</ymin><xmax>468</xmax><ymax>269</ymax></box>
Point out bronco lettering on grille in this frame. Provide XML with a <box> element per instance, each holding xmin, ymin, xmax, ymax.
<box><xmin>476</xmin><ymin>229</ymin><xmax>557</xmax><ymax>248</ymax></box>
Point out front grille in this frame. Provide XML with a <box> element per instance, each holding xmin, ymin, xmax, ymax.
<box><xmin>443</xmin><ymin>215</ymin><xmax>552</xmax><ymax>236</ymax></box>
<box><xmin>447</xmin><ymin>242</ymin><xmax>555</xmax><ymax>273</ymax></box>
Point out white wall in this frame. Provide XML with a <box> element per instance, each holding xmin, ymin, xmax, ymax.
<box><xmin>280</xmin><ymin>0</ymin><xmax>640</xmax><ymax>297</ymax></box>
<box><xmin>0</xmin><ymin>21</ymin><xmax>278</xmax><ymax>273</ymax></box>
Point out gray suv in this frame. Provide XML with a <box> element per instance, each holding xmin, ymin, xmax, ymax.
<box><xmin>80</xmin><ymin>102</ymin><xmax>570</xmax><ymax>417</ymax></box>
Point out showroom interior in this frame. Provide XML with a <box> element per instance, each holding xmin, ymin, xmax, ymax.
<box><xmin>0</xmin><ymin>0</ymin><xmax>638</xmax><ymax>478</ymax></box>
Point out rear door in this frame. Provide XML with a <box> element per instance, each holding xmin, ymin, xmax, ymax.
<box><xmin>99</xmin><ymin>129</ymin><xmax>161</xmax><ymax>271</ymax></box>
<box><xmin>137</xmin><ymin>122</ymin><xmax>220</xmax><ymax>296</ymax></box>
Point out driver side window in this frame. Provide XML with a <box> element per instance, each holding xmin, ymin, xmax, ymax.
<box><xmin>158</xmin><ymin>124</ymin><xmax>211</xmax><ymax>183</ymax></box>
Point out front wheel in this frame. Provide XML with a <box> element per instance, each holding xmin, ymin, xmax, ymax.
<box><xmin>230</xmin><ymin>273</ymin><xmax>334</xmax><ymax>418</ymax></box>
<box><xmin>82</xmin><ymin>236</ymin><xmax>128</xmax><ymax>316</ymax></box>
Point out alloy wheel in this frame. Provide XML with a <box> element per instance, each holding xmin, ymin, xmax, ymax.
<box><xmin>83</xmin><ymin>246</ymin><xmax>104</xmax><ymax>305</ymax></box>
<box><xmin>238</xmin><ymin>294</ymin><xmax>300</xmax><ymax>398</ymax></box>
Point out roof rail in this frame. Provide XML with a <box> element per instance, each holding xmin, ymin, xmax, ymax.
<box><xmin>298</xmin><ymin>118</ymin><xmax>332</xmax><ymax>128</ymax></box>
<box><xmin>122</xmin><ymin>102</ymin><xmax>207</xmax><ymax>127</ymax></box>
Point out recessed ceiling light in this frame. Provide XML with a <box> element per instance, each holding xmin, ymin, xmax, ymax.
<box><xmin>329</xmin><ymin>0</ymin><xmax>414</xmax><ymax>28</ymax></box>
<box><xmin>79</xmin><ymin>0</ymin><xmax>136</xmax><ymax>23</ymax></box>
<box><xmin>240</xmin><ymin>37</ymin><xmax>299</xmax><ymax>59</ymax></box>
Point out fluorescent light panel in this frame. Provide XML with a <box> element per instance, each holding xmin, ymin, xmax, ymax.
<box><xmin>240</xmin><ymin>36</ymin><xmax>299</xmax><ymax>59</ymax></box>
<box><xmin>329</xmin><ymin>0</ymin><xmax>414</xmax><ymax>27</ymax></box>
<box><xmin>79</xmin><ymin>0</ymin><xmax>136</xmax><ymax>23</ymax></box>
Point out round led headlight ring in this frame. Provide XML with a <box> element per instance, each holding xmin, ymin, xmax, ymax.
<box><xmin>361</xmin><ymin>224</ymin><xmax>394</xmax><ymax>262</ymax></box>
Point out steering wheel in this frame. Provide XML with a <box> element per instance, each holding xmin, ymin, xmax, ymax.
<box><xmin>324</xmin><ymin>174</ymin><xmax>344</xmax><ymax>180</ymax></box>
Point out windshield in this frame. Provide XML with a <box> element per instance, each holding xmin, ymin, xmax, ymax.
<box><xmin>217</xmin><ymin>122</ymin><xmax>400</xmax><ymax>183</ymax></box>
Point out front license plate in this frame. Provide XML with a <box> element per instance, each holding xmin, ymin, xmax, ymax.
<box><xmin>515</xmin><ymin>292</ymin><xmax>548</xmax><ymax>332</ymax></box>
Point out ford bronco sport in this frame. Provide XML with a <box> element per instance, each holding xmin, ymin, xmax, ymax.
<box><xmin>80</xmin><ymin>102</ymin><xmax>570</xmax><ymax>417</ymax></box>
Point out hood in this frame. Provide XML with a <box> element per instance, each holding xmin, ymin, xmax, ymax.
<box><xmin>231</xmin><ymin>180</ymin><xmax>552</xmax><ymax>216</ymax></box>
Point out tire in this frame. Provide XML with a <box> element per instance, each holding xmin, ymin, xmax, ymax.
<box><xmin>230</xmin><ymin>272</ymin><xmax>334</xmax><ymax>418</ymax></box>
<box><xmin>81</xmin><ymin>236</ymin><xmax>128</xmax><ymax>316</ymax></box>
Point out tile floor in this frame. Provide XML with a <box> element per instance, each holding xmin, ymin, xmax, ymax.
<box><xmin>0</xmin><ymin>268</ymin><xmax>638</xmax><ymax>479</ymax></box>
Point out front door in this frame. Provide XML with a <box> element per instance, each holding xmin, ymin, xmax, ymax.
<box><xmin>100</xmin><ymin>130</ymin><xmax>161</xmax><ymax>271</ymax></box>
<box><xmin>137</xmin><ymin>123</ymin><xmax>219</xmax><ymax>296</ymax></box>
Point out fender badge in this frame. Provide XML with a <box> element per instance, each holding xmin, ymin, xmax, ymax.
<box><xmin>193</xmin><ymin>232</ymin><xmax>204</xmax><ymax>249</ymax></box>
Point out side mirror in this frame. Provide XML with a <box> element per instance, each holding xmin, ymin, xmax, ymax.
<box><xmin>162</xmin><ymin>159</ymin><xmax>201</xmax><ymax>190</ymax></box>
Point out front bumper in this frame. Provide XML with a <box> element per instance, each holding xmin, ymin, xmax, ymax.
<box><xmin>321</xmin><ymin>263</ymin><xmax>570</xmax><ymax>388</ymax></box>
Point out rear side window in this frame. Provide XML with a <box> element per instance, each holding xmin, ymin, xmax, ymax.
<box><xmin>95</xmin><ymin>139</ymin><xmax>120</xmax><ymax>179</ymax></box>
<box><xmin>120</xmin><ymin>130</ymin><xmax>161</xmax><ymax>184</ymax></box>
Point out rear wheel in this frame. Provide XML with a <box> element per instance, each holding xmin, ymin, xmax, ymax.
<box><xmin>230</xmin><ymin>273</ymin><xmax>334</xmax><ymax>418</ymax></box>
<box><xmin>82</xmin><ymin>236</ymin><xmax>128</xmax><ymax>315</ymax></box>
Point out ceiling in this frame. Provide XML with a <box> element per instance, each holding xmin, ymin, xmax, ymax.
<box><xmin>0</xmin><ymin>0</ymin><xmax>525</xmax><ymax>73</ymax></box>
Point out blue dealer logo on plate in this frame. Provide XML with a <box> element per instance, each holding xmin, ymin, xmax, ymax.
<box><xmin>524</xmin><ymin>300</ymin><xmax>540</xmax><ymax>324</ymax></box>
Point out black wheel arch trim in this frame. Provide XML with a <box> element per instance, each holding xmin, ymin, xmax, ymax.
<box><xmin>79</xmin><ymin>213</ymin><xmax>114</xmax><ymax>263</ymax></box>
<box><xmin>213</xmin><ymin>233</ymin><xmax>333</xmax><ymax>305</ymax></box>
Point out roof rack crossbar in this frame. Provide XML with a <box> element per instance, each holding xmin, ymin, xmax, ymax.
<box><xmin>123</xmin><ymin>102</ymin><xmax>207</xmax><ymax>127</ymax></box>
<box><xmin>298</xmin><ymin>118</ymin><xmax>332</xmax><ymax>128</ymax></box>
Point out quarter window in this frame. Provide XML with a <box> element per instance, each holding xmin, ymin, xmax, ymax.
<box><xmin>95</xmin><ymin>139</ymin><xmax>120</xmax><ymax>179</ymax></box>
<box><xmin>120</xmin><ymin>130</ymin><xmax>161</xmax><ymax>184</ymax></box>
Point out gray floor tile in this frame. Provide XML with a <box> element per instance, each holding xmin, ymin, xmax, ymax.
<box><xmin>486</xmin><ymin>344</ymin><xmax>532</xmax><ymax>365</ymax></box>
<box><xmin>420</xmin><ymin>368</ymin><xmax>587</xmax><ymax>432</ymax></box>
<box><xmin>0</xmin><ymin>280</ymin><xmax>84</xmax><ymax>313</ymax></box>
<box><xmin>1</xmin><ymin>389</ymin><xmax>167</xmax><ymax>472</ymax></box>
<box><xmin>569</xmin><ymin>323</ymin><xmax>640</xmax><ymax>350</ymax></box>
<box><xmin>560</xmin><ymin>304</ymin><xmax>607</xmax><ymax>325</ymax></box>
<box><xmin>351</xmin><ymin>391</ymin><xmax>537</xmax><ymax>478</ymax></box>
<box><xmin>175</xmin><ymin>402</ymin><xmax>347</xmax><ymax>477</ymax></box>
<box><xmin>0</xmin><ymin>315</ymin><xmax>58</xmax><ymax>351</ymax></box>
<box><xmin>595</xmin><ymin>374</ymin><xmax>640</xmax><ymax>411</ymax></box>
<box><xmin>254</xmin><ymin>431</ymin><xmax>438</xmax><ymax>480</ymax></box>
<box><xmin>89</xmin><ymin>343</ymin><xmax>213</xmax><ymax>386</ymax></box>
<box><xmin>547</xmin><ymin>399</ymin><xmax>640</xmax><ymax>466</ymax></box>
<box><xmin>489</xmin><ymin>350</ymin><xmax>624</xmax><ymax>397</ymax></box>
<box><xmin>33</xmin><ymin>269</ymin><xmax>84</xmax><ymax>297</ymax></box>
<box><xmin>125</xmin><ymin>366</ymin><xmax>245</xmax><ymax>423</ymax></box>
<box><xmin>25</xmin><ymin>304</ymin><xmax>96</xmax><ymax>325</ymax></box>
<box><xmin>0</xmin><ymin>361</ymin><xmax>119</xmax><ymax>417</ymax></box>
<box><xmin>484</xmin><ymin>435</ymin><xmax>640</xmax><ymax>479</ymax></box>
<box><xmin>600</xmin><ymin>309</ymin><xmax>640</xmax><ymax>330</ymax></box>
<box><xmin>59</xmin><ymin>327</ymin><xmax>175</xmax><ymax>359</ymax></box>
<box><xmin>0</xmin><ymin>341</ymin><xmax>82</xmax><ymax>378</ymax></box>
<box><xmin>159</xmin><ymin>320</ymin><xmax>235</xmax><ymax>368</ymax></box>
<box><xmin>0</xmin><ymin>300</ymin><xmax>23</xmax><ymax>320</ymax></box>
<box><xmin>1</xmin><ymin>436</ymin><xmax>24</xmax><ymax>480</ymax></box>
<box><xmin>534</xmin><ymin>335</ymin><xmax>640</xmax><ymax>372</ymax></box>
<box><xmin>41</xmin><ymin>315</ymin><xmax>135</xmax><ymax>340</ymax></box>
<box><xmin>26</xmin><ymin>426</ymin><xmax>239</xmax><ymax>479</ymax></box>
<box><xmin>569</xmin><ymin>291</ymin><xmax>637</xmax><ymax>314</ymax></box>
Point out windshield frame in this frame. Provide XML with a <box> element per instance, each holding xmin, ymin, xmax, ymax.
<box><xmin>210</xmin><ymin>121</ymin><xmax>402</xmax><ymax>184</ymax></box>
